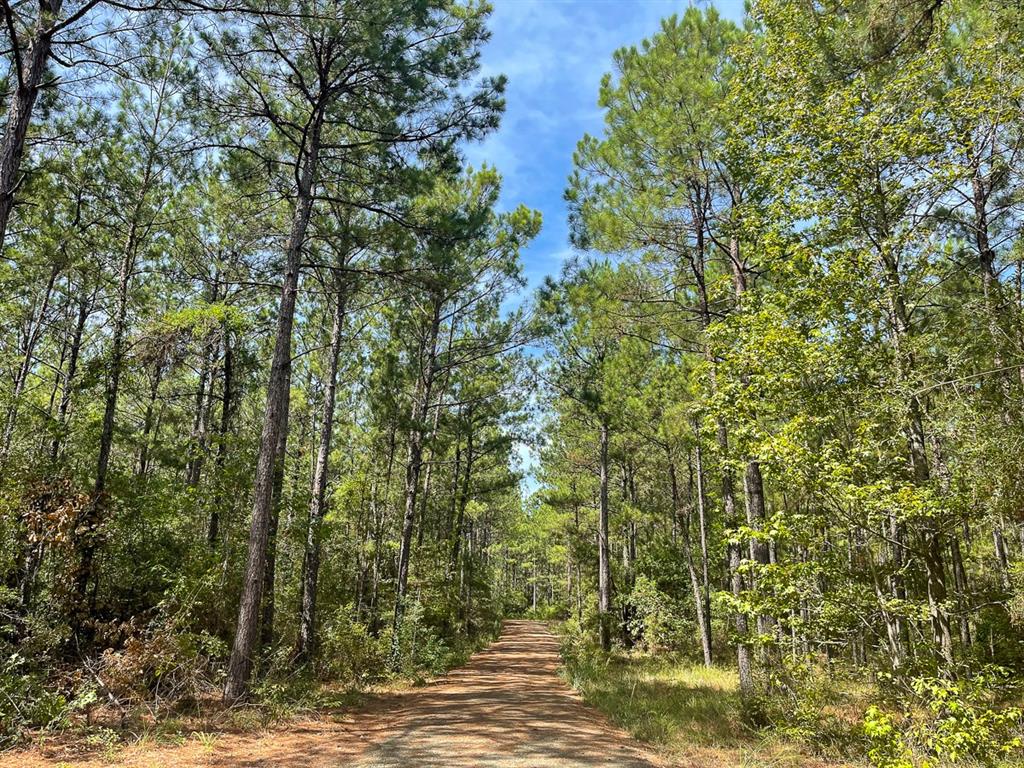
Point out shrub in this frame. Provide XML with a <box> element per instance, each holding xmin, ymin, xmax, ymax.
<box><xmin>864</xmin><ymin>668</ymin><xmax>1023</xmax><ymax>768</ymax></box>
<box><xmin>524</xmin><ymin>603</ymin><xmax>565</xmax><ymax>621</ymax></box>
<box><xmin>756</xmin><ymin>654</ymin><xmax>858</xmax><ymax>753</ymax></box>
<box><xmin>557</xmin><ymin>618</ymin><xmax>604</xmax><ymax>690</ymax></box>
<box><xmin>92</xmin><ymin>616</ymin><xmax>225</xmax><ymax>710</ymax></box>
<box><xmin>391</xmin><ymin>599</ymin><xmax>456</xmax><ymax>679</ymax></box>
<box><xmin>0</xmin><ymin>651</ymin><xmax>96</xmax><ymax>747</ymax></box>
<box><xmin>911</xmin><ymin>671</ymin><xmax>1022</xmax><ymax>765</ymax></box>
<box><xmin>317</xmin><ymin>608</ymin><xmax>385</xmax><ymax>686</ymax></box>
<box><xmin>864</xmin><ymin>705</ymin><xmax>914</xmax><ymax>768</ymax></box>
<box><xmin>622</xmin><ymin>575</ymin><xmax>691</xmax><ymax>652</ymax></box>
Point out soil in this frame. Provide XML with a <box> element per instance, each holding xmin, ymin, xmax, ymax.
<box><xmin>3</xmin><ymin>620</ymin><xmax>663</xmax><ymax>768</ymax></box>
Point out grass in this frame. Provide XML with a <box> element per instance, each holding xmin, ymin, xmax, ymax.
<box><xmin>560</xmin><ymin>647</ymin><xmax>858</xmax><ymax>767</ymax></box>
<box><xmin>3</xmin><ymin>626</ymin><xmax>496</xmax><ymax>764</ymax></box>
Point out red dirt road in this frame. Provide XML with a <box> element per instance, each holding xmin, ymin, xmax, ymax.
<box><xmin>349</xmin><ymin>619</ymin><xmax>659</xmax><ymax>767</ymax></box>
<box><xmin>4</xmin><ymin>620</ymin><xmax>662</xmax><ymax>767</ymax></box>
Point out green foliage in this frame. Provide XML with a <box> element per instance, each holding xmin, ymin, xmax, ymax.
<box><xmin>865</xmin><ymin>669</ymin><xmax>1024</xmax><ymax>767</ymax></box>
<box><xmin>390</xmin><ymin>600</ymin><xmax>458</xmax><ymax>681</ymax></box>
<box><xmin>912</xmin><ymin>672</ymin><xmax>1023</xmax><ymax>765</ymax></box>
<box><xmin>864</xmin><ymin>706</ymin><xmax>915</xmax><ymax>768</ymax></box>
<box><xmin>0</xmin><ymin>650</ymin><xmax>96</xmax><ymax>747</ymax></box>
<box><xmin>317</xmin><ymin>609</ymin><xmax>386</xmax><ymax>686</ymax></box>
<box><xmin>756</xmin><ymin>657</ymin><xmax>860</xmax><ymax>754</ymax></box>
<box><xmin>622</xmin><ymin>575</ymin><xmax>692</xmax><ymax>652</ymax></box>
<box><xmin>0</xmin><ymin>653</ymin><xmax>57</xmax><ymax>741</ymax></box>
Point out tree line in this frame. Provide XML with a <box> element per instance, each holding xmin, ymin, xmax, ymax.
<box><xmin>0</xmin><ymin>0</ymin><xmax>542</xmax><ymax>732</ymax></box>
<box><xmin>531</xmin><ymin>0</ymin><xmax>1024</xmax><ymax>758</ymax></box>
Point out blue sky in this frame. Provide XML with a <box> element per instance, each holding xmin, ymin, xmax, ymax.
<box><xmin>465</xmin><ymin>0</ymin><xmax>747</xmax><ymax>300</ymax></box>
<box><xmin>466</xmin><ymin>1</ymin><xmax>747</xmax><ymax>491</ymax></box>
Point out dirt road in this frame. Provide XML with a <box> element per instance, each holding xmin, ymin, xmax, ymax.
<box><xmin>6</xmin><ymin>620</ymin><xmax>661</xmax><ymax>767</ymax></box>
<box><xmin>350</xmin><ymin>619</ymin><xmax>658</xmax><ymax>767</ymax></box>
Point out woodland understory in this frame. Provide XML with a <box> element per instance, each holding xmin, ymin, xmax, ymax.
<box><xmin>2</xmin><ymin>0</ymin><xmax>1024</xmax><ymax>766</ymax></box>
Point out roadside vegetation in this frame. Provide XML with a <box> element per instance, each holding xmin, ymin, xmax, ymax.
<box><xmin>530</xmin><ymin>1</ymin><xmax>1024</xmax><ymax>766</ymax></box>
<box><xmin>0</xmin><ymin>0</ymin><xmax>537</xmax><ymax>752</ymax></box>
<box><xmin>3</xmin><ymin>0</ymin><xmax>1024</xmax><ymax>764</ymax></box>
<box><xmin>559</xmin><ymin>621</ymin><xmax>1022</xmax><ymax>767</ymax></box>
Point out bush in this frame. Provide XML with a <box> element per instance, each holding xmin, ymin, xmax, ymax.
<box><xmin>94</xmin><ymin>622</ymin><xmax>225</xmax><ymax>708</ymax></box>
<box><xmin>864</xmin><ymin>705</ymin><xmax>914</xmax><ymax>768</ymax></box>
<box><xmin>864</xmin><ymin>668</ymin><xmax>1023</xmax><ymax>767</ymax></box>
<box><xmin>0</xmin><ymin>651</ymin><xmax>96</xmax><ymax>747</ymax></box>
<box><xmin>755</xmin><ymin>654</ymin><xmax>858</xmax><ymax>753</ymax></box>
<box><xmin>85</xmin><ymin>572</ymin><xmax>227</xmax><ymax>714</ymax></box>
<box><xmin>524</xmin><ymin>603</ymin><xmax>565</xmax><ymax>620</ymax></box>
<box><xmin>622</xmin><ymin>575</ymin><xmax>692</xmax><ymax>652</ymax></box>
<box><xmin>0</xmin><ymin>584</ymin><xmax>87</xmax><ymax>746</ymax></box>
<box><xmin>557</xmin><ymin>618</ymin><xmax>605</xmax><ymax>689</ymax></box>
<box><xmin>391</xmin><ymin>599</ymin><xmax>457</xmax><ymax>679</ymax></box>
<box><xmin>317</xmin><ymin>608</ymin><xmax>385</xmax><ymax>686</ymax></box>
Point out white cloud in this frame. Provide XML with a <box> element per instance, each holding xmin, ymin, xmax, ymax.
<box><xmin>476</xmin><ymin>0</ymin><xmax>749</xmax><ymax>490</ymax></box>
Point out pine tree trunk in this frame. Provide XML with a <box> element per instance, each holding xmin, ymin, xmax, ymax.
<box><xmin>444</xmin><ymin>435</ymin><xmax>462</xmax><ymax>546</ymax></box>
<box><xmin>94</xmin><ymin>238</ymin><xmax>135</xmax><ymax>495</ymax></box>
<box><xmin>224</xmin><ymin>114</ymin><xmax>319</xmax><ymax>701</ymax></box>
<box><xmin>368</xmin><ymin>425</ymin><xmax>397</xmax><ymax>635</ymax></box>
<box><xmin>597</xmin><ymin>419</ymin><xmax>613</xmax><ymax>651</ymax></box>
<box><xmin>671</xmin><ymin>455</ymin><xmax>712</xmax><ymax>666</ymax></box>
<box><xmin>50</xmin><ymin>287</ymin><xmax>90</xmax><ymax>462</ymax></box>
<box><xmin>260</xmin><ymin>415</ymin><xmax>289</xmax><ymax>650</ymax></box>
<box><xmin>449</xmin><ymin>411</ymin><xmax>474</xmax><ymax>579</ymax></box>
<box><xmin>136</xmin><ymin>363</ymin><xmax>164</xmax><ymax>479</ymax></box>
<box><xmin>692</xmin><ymin>428</ymin><xmax>713</xmax><ymax>665</ymax></box>
<box><xmin>208</xmin><ymin>327</ymin><xmax>234</xmax><ymax>547</ymax></box>
<box><xmin>390</xmin><ymin>293</ymin><xmax>443</xmax><ymax>666</ymax></box>
<box><xmin>295</xmin><ymin>279</ymin><xmax>348</xmax><ymax>664</ymax></box>
<box><xmin>0</xmin><ymin>18</ymin><xmax>56</xmax><ymax>249</ymax></box>
<box><xmin>187</xmin><ymin>282</ymin><xmax>219</xmax><ymax>486</ymax></box>
<box><xmin>416</xmin><ymin>390</ymin><xmax>445</xmax><ymax>548</ymax></box>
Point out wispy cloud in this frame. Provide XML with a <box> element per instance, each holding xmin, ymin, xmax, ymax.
<box><xmin>468</xmin><ymin>1</ymin><xmax>746</xmax><ymax>493</ymax></box>
<box><xmin>473</xmin><ymin>0</ymin><xmax>746</xmax><ymax>307</ymax></box>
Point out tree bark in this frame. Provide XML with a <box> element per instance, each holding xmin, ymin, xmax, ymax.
<box><xmin>449</xmin><ymin>408</ymin><xmax>474</xmax><ymax>580</ymax></box>
<box><xmin>693</xmin><ymin>429</ymin><xmax>713</xmax><ymax>664</ymax></box>
<box><xmin>223</xmin><ymin>113</ymin><xmax>319</xmax><ymax>701</ymax></box>
<box><xmin>720</xmin><ymin>421</ymin><xmax>754</xmax><ymax>698</ymax></box>
<box><xmin>295</xmin><ymin>277</ymin><xmax>348</xmax><ymax>664</ymax></box>
<box><xmin>671</xmin><ymin>454</ymin><xmax>712</xmax><ymax>666</ymax></box>
<box><xmin>136</xmin><ymin>362</ymin><xmax>164</xmax><ymax>480</ymax></box>
<box><xmin>208</xmin><ymin>327</ymin><xmax>234</xmax><ymax>547</ymax></box>
<box><xmin>50</xmin><ymin>285</ymin><xmax>90</xmax><ymax>461</ymax></box>
<box><xmin>389</xmin><ymin>292</ymin><xmax>443</xmax><ymax>666</ymax></box>
<box><xmin>993</xmin><ymin>522</ymin><xmax>1011</xmax><ymax>589</ymax></box>
<box><xmin>597</xmin><ymin>419</ymin><xmax>613</xmax><ymax>651</ymax></box>
<box><xmin>260</xmin><ymin>408</ymin><xmax>289</xmax><ymax>649</ymax></box>
<box><xmin>745</xmin><ymin>460</ymin><xmax>772</xmax><ymax>639</ymax></box>
<box><xmin>949</xmin><ymin>534</ymin><xmax>971</xmax><ymax>648</ymax></box>
<box><xmin>187</xmin><ymin>281</ymin><xmax>219</xmax><ymax>486</ymax></box>
<box><xmin>0</xmin><ymin>15</ymin><xmax>58</xmax><ymax>249</ymax></box>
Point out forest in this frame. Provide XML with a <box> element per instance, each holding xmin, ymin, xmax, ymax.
<box><xmin>2</xmin><ymin>0</ymin><xmax>1024</xmax><ymax>766</ymax></box>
